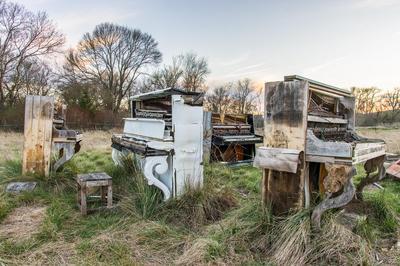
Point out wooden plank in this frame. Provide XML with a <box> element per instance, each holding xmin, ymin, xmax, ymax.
<box><xmin>203</xmin><ymin>111</ymin><xmax>212</xmax><ymax>163</ymax></box>
<box><xmin>307</xmin><ymin>115</ymin><xmax>348</xmax><ymax>124</ymax></box>
<box><xmin>80</xmin><ymin>183</ymin><xmax>87</xmax><ymax>215</ymax></box>
<box><xmin>254</xmin><ymin>147</ymin><xmax>300</xmax><ymax>173</ymax></box>
<box><xmin>107</xmin><ymin>180</ymin><xmax>113</xmax><ymax>208</ymax></box>
<box><xmin>262</xmin><ymin>80</ymin><xmax>309</xmax><ymax>213</ymax></box>
<box><xmin>86</xmin><ymin>180</ymin><xmax>109</xmax><ymax>187</ymax></box>
<box><xmin>40</xmin><ymin>96</ymin><xmax>54</xmax><ymax>177</ymax></box>
<box><xmin>305</xmin><ymin>155</ymin><xmax>335</xmax><ymax>163</ymax></box>
<box><xmin>306</xmin><ymin>130</ymin><xmax>352</xmax><ymax>158</ymax></box>
<box><xmin>264</xmin><ymin>80</ymin><xmax>308</xmax><ymax>150</ymax></box>
<box><xmin>22</xmin><ymin>96</ymin><xmax>33</xmax><ymax>175</ymax></box>
<box><xmin>352</xmin><ymin>150</ymin><xmax>386</xmax><ymax>164</ymax></box>
<box><xmin>22</xmin><ymin>95</ymin><xmax>54</xmax><ymax>177</ymax></box>
<box><xmin>387</xmin><ymin>160</ymin><xmax>400</xmax><ymax>178</ymax></box>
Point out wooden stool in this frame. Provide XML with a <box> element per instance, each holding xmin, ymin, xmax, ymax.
<box><xmin>77</xmin><ymin>172</ymin><xmax>112</xmax><ymax>215</ymax></box>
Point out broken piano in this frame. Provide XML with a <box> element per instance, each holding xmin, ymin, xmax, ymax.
<box><xmin>52</xmin><ymin>105</ymin><xmax>82</xmax><ymax>171</ymax></box>
<box><xmin>254</xmin><ymin>75</ymin><xmax>386</xmax><ymax>228</ymax></box>
<box><xmin>208</xmin><ymin>113</ymin><xmax>262</xmax><ymax>164</ymax></box>
<box><xmin>22</xmin><ymin>95</ymin><xmax>82</xmax><ymax>177</ymax></box>
<box><xmin>111</xmin><ymin>88</ymin><xmax>204</xmax><ymax>200</ymax></box>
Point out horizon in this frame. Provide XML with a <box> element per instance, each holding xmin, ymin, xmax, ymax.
<box><xmin>14</xmin><ymin>0</ymin><xmax>400</xmax><ymax>90</ymax></box>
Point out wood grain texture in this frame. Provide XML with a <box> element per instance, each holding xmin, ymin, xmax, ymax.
<box><xmin>264</xmin><ymin>80</ymin><xmax>308</xmax><ymax>150</ymax></box>
<box><xmin>22</xmin><ymin>95</ymin><xmax>54</xmax><ymax>177</ymax></box>
<box><xmin>262</xmin><ymin>80</ymin><xmax>309</xmax><ymax>213</ymax></box>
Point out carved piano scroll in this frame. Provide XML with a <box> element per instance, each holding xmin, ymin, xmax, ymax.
<box><xmin>356</xmin><ymin>155</ymin><xmax>386</xmax><ymax>200</ymax></box>
<box><xmin>143</xmin><ymin>156</ymin><xmax>171</xmax><ymax>201</ymax></box>
<box><xmin>311</xmin><ymin>164</ymin><xmax>356</xmax><ymax>229</ymax></box>
<box><xmin>52</xmin><ymin>142</ymin><xmax>76</xmax><ymax>172</ymax></box>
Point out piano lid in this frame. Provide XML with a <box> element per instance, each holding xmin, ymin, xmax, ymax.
<box><xmin>130</xmin><ymin>88</ymin><xmax>202</xmax><ymax>101</ymax></box>
<box><xmin>214</xmin><ymin>134</ymin><xmax>263</xmax><ymax>145</ymax></box>
<box><xmin>284</xmin><ymin>75</ymin><xmax>352</xmax><ymax>97</ymax></box>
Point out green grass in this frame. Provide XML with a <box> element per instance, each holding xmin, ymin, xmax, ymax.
<box><xmin>0</xmin><ymin>150</ymin><xmax>399</xmax><ymax>264</ymax></box>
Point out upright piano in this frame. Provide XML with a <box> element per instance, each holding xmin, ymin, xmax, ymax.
<box><xmin>111</xmin><ymin>88</ymin><xmax>204</xmax><ymax>200</ymax></box>
<box><xmin>254</xmin><ymin>75</ymin><xmax>386</xmax><ymax>228</ymax></box>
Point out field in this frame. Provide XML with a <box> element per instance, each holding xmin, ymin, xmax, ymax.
<box><xmin>0</xmin><ymin>129</ymin><xmax>399</xmax><ymax>265</ymax></box>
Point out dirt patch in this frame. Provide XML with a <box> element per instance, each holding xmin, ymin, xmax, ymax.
<box><xmin>0</xmin><ymin>205</ymin><xmax>46</xmax><ymax>242</ymax></box>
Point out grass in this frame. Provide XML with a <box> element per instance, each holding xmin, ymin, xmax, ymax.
<box><xmin>0</xmin><ymin>142</ymin><xmax>399</xmax><ymax>264</ymax></box>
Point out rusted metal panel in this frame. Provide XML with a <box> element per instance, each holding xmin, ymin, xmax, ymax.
<box><xmin>22</xmin><ymin>95</ymin><xmax>54</xmax><ymax>177</ymax></box>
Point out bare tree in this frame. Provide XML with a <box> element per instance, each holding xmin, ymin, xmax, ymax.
<box><xmin>205</xmin><ymin>84</ymin><xmax>233</xmax><ymax>114</ymax></box>
<box><xmin>64</xmin><ymin>23</ymin><xmax>162</xmax><ymax>113</ymax></box>
<box><xmin>382</xmin><ymin>87</ymin><xmax>400</xmax><ymax>121</ymax></box>
<box><xmin>231</xmin><ymin>78</ymin><xmax>260</xmax><ymax>114</ymax></box>
<box><xmin>20</xmin><ymin>60</ymin><xmax>54</xmax><ymax>96</ymax></box>
<box><xmin>352</xmin><ymin>87</ymin><xmax>381</xmax><ymax>114</ymax></box>
<box><xmin>144</xmin><ymin>56</ymin><xmax>183</xmax><ymax>91</ymax></box>
<box><xmin>139</xmin><ymin>52</ymin><xmax>209</xmax><ymax>92</ymax></box>
<box><xmin>181</xmin><ymin>53</ymin><xmax>209</xmax><ymax>92</ymax></box>
<box><xmin>0</xmin><ymin>0</ymin><xmax>64</xmax><ymax>108</ymax></box>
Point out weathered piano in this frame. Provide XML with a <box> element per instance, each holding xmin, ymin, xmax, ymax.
<box><xmin>22</xmin><ymin>95</ymin><xmax>82</xmax><ymax>177</ymax></box>
<box><xmin>254</xmin><ymin>75</ymin><xmax>386</xmax><ymax>228</ymax></box>
<box><xmin>111</xmin><ymin>88</ymin><xmax>204</xmax><ymax>200</ymax></box>
<box><xmin>52</xmin><ymin>105</ymin><xmax>82</xmax><ymax>171</ymax></box>
<box><xmin>206</xmin><ymin>113</ymin><xmax>262</xmax><ymax>164</ymax></box>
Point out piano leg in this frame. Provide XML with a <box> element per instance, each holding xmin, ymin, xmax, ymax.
<box><xmin>52</xmin><ymin>142</ymin><xmax>76</xmax><ymax>172</ymax></box>
<box><xmin>311</xmin><ymin>164</ymin><xmax>356</xmax><ymax>229</ymax></box>
<box><xmin>356</xmin><ymin>155</ymin><xmax>386</xmax><ymax>200</ymax></box>
<box><xmin>143</xmin><ymin>156</ymin><xmax>171</xmax><ymax>201</ymax></box>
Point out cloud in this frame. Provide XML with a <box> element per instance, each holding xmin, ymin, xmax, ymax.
<box><xmin>352</xmin><ymin>0</ymin><xmax>399</xmax><ymax>8</ymax></box>
<box><xmin>217</xmin><ymin>53</ymin><xmax>249</xmax><ymax>67</ymax></box>
<box><xmin>57</xmin><ymin>8</ymin><xmax>139</xmax><ymax>46</ymax></box>
<box><xmin>392</xmin><ymin>31</ymin><xmax>400</xmax><ymax>37</ymax></box>
<box><xmin>302</xmin><ymin>56</ymin><xmax>348</xmax><ymax>76</ymax></box>
<box><xmin>13</xmin><ymin>0</ymin><xmax>140</xmax><ymax>47</ymax></box>
<box><xmin>231</xmin><ymin>62</ymin><xmax>266</xmax><ymax>73</ymax></box>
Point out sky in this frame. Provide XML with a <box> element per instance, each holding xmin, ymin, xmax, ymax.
<box><xmin>14</xmin><ymin>0</ymin><xmax>400</xmax><ymax>90</ymax></box>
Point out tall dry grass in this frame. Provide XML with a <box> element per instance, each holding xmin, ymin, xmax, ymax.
<box><xmin>0</xmin><ymin>130</ymin><xmax>122</xmax><ymax>163</ymax></box>
<box><xmin>356</xmin><ymin>128</ymin><xmax>400</xmax><ymax>154</ymax></box>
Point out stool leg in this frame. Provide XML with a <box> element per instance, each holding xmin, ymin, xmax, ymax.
<box><xmin>81</xmin><ymin>183</ymin><xmax>87</xmax><ymax>215</ymax></box>
<box><xmin>107</xmin><ymin>181</ymin><xmax>112</xmax><ymax>208</ymax></box>
<box><xmin>77</xmin><ymin>183</ymin><xmax>81</xmax><ymax>207</ymax></box>
<box><xmin>101</xmin><ymin>186</ymin><xmax>106</xmax><ymax>202</ymax></box>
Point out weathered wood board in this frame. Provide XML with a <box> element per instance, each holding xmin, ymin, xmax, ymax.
<box><xmin>262</xmin><ymin>80</ymin><xmax>308</xmax><ymax>214</ymax></box>
<box><xmin>264</xmin><ymin>80</ymin><xmax>308</xmax><ymax>149</ymax></box>
<box><xmin>203</xmin><ymin>111</ymin><xmax>212</xmax><ymax>163</ymax></box>
<box><xmin>22</xmin><ymin>95</ymin><xmax>54</xmax><ymax>177</ymax></box>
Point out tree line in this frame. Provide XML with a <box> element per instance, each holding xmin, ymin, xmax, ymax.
<box><xmin>2</xmin><ymin>0</ymin><xmax>395</xmax><ymax>129</ymax></box>
<box><xmin>0</xmin><ymin>0</ymin><xmax>261</xmax><ymax>129</ymax></box>
<box><xmin>353</xmin><ymin>87</ymin><xmax>400</xmax><ymax>126</ymax></box>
